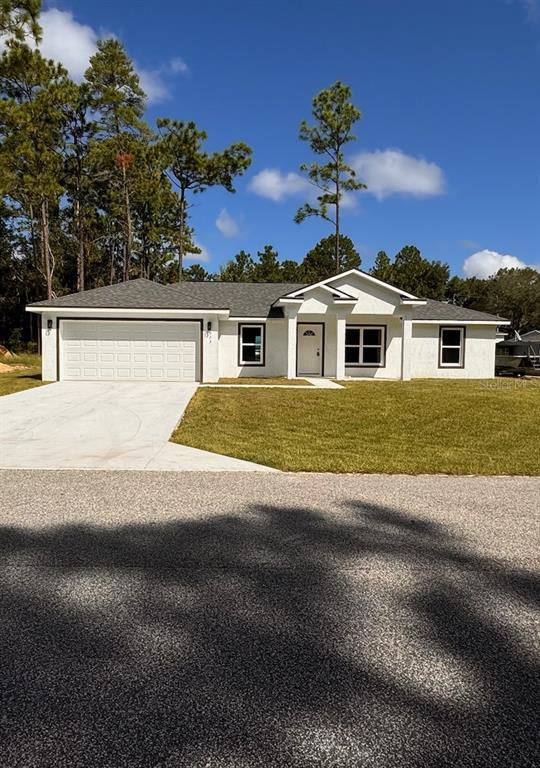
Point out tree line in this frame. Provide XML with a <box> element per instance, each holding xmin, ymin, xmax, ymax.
<box><xmin>0</xmin><ymin>2</ymin><xmax>537</xmax><ymax>350</ymax></box>
<box><xmin>215</xmin><ymin>241</ymin><xmax>539</xmax><ymax>332</ymax></box>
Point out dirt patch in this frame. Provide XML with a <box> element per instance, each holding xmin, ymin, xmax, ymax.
<box><xmin>0</xmin><ymin>363</ymin><xmax>29</xmax><ymax>373</ymax></box>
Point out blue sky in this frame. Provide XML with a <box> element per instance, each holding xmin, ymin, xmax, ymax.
<box><xmin>40</xmin><ymin>0</ymin><xmax>540</xmax><ymax>277</ymax></box>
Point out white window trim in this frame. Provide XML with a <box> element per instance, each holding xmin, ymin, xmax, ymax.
<box><xmin>439</xmin><ymin>326</ymin><xmax>465</xmax><ymax>368</ymax></box>
<box><xmin>345</xmin><ymin>325</ymin><xmax>386</xmax><ymax>368</ymax></box>
<box><xmin>239</xmin><ymin>323</ymin><xmax>265</xmax><ymax>366</ymax></box>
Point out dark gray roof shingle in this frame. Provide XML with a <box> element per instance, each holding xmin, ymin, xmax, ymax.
<box><xmin>411</xmin><ymin>299</ymin><xmax>507</xmax><ymax>323</ymax></box>
<box><xmin>164</xmin><ymin>282</ymin><xmax>306</xmax><ymax>317</ymax></box>
<box><xmin>28</xmin><ymin>278</ymin><xmax>508</xmax><ymax>323</ymax></box>
<box><xmin>28</xmin><ymin>278</ymin><xmax>225</xmax><ymax>310</ymax></box>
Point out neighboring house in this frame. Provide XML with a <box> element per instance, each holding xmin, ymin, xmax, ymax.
<box><xmin>496</xmin><ymin>329</ymin><xmax>540</xmax><ymax>372</ymax></box>
<box><xmin>26</xmin><ymin>269</ymin><xmax>507</xmax><ymax>383</ymax></box>
<box><xmin>521</xmin><ymin>329</ymin><xmax>540</xmax><ymax>345</ymax></box>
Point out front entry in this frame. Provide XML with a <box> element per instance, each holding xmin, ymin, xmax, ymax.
<box><xmin>297</xmin><ymin>323</ymin><xmax>324</xmax><ymax>376</ymax></box>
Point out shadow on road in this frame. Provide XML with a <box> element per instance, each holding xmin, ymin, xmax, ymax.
<box><xmin>0</xmin><ymin>501</ymin><xmax>538</xmax><ymax>767</ymax></box>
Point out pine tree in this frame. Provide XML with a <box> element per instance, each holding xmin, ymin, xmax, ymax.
<box><xmin>301</xmin><ymin>234</ymin><xmax>360</xmax><ymax>282</ymax></box>
<box><xmin>370</xmin><ymin>251</ymin><xmax>393</xmax><ymax>283</ymax></box>
<box><xmin>252</xmin><ymin>245</ymin><xmax>282</xmax><ymax>282</ymax></box>
<box><xmin>85</xmin><ymin>39</ymin><xmax>148</xmax><ymax>283</ymax></box>
<box><xmin>219</xmin><ymin>250</ymin><xmax>254</xmax><ymax>282</ymax></box>
<box><xmin>0</xmin><ymin>0</ymin><xmax>41</xmax><ymax>41</ymax></box>
<box><xmin>0</xmin><ymin>42</ymin><xmax>71</xmax><ymax>298</ymax></box>
<box><xmin>157</xmin><ymin>119</ymin><xmax>252</xmax><ymax>280</ymax></box>
<box><xmin>295</xmin><ymin>82</ymin><xmax>366</xmax><ymax>273</ymax></box>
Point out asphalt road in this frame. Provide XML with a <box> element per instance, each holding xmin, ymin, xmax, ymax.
<box><xmin>0</xmin><ymin>470</ymin><xmax>538</xmax><ymax>768</ymax></box>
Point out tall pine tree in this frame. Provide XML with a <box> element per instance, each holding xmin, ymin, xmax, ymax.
<box><xmin>85</xmin><ymin>39</ymin><xmax>147</xmax><ymax>282</ymax></box>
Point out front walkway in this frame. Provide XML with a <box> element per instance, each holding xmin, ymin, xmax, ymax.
<box><xmin>200</xmin><ymin>378</ymin><xmax>344</xmax><ymax>389</ymax></box>
<box><xmin>0</xmin><ymin>382</ymin><xmax>274</xmax><ymax>471</ymax></box>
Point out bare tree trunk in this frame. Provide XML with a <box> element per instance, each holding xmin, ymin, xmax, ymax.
<box><xmin>28</xmin><ymin>203</ymin><xmax>39</xmax><ymax>271</ymax></box>
<box><xmin>79</xmin><ymin>231</ymin><xmax>85</xmax><ymax>292</ymax></box>
<box><xmin>335</xmin><ymin>175</ymin><xmax>340</xmax><ymax>275</ymax></box>
<box><xmin>178</xmin><ymin>191</ymin><xmax>185</xmax><ymax>282</ymax></box>
<box><xmin>122</xmin><ymin>164</ymin><xmax>132</xmax><ymax>282</ymax></box>
<box><xmin>110</xmin><ymin>236</ymin><xmax>115</xmax><ymax>285</ymax></box>
<box><xmin>75</xmin><ymin>197</ymin><xmax>85</xmax><ymax>292</ymax></box>
<box><xmin>40</xmin><ymin>198</ymin><xmax>53</xmax><ymax>300</ymax></box>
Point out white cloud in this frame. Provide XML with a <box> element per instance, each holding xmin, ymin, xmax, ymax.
<box><xmin>250</xmin><ymin>150</ymin><xmax>444</xmax><ymax>207</ymax></box>
<box><xmin>137</xmin><ymin>68</ymin><xmax>169</xmax><ymax>103</ymax></box>
<box><xmin>38</xmin><ymin>8</ymin><xmax>97</xmax><ymax>80</ymax></box>
<box><xmin>463</xmin><ymin>249</ymin><xmax>528</xmax><ymax>279</ymax></box>
<box><xmin>0</xmin><ymin>8</ymin><xmax>172</xmax><ymax>103</ymax></box>
<box><xmin>340</xmin><ymin>190</ymin><xmax>357</xmax><ymax>210</ymax></box>
<box><xmin>170</xmin><ymin>56</ymin><xmax>189</xmax><ymax>74</ymax></box>
<box><xmin>351</xmin><ymin>149</ymin><xmax>446</xmax><ymax>200</ymax></box>
<box><xmin>185</xmin><ymin>241</ymin><xmax>211</xmax><ymax>263</ymax></box>
<box><xmin>248</xmin><ymin>169</ymin><xmax>310</xmax><ymax>202</ymax></box>
<box><xmin>215</xmin><ymin>208</ymin><xmax>240</xmax><ymax>238</ymax></box>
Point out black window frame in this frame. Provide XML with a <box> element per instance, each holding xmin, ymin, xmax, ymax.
<box><xmin>345</xmin><ymin>324</ymin><xmax>387</xmax><ymax>368</ymax></box>
<box><xmin>439</xmin><ymin>325</ymin><xmax>466</xmax><ymax>368</ymax></box>
<box><xmin>238</xmin><ymin>323</ymin><xmax>266</xmax><ymax>367</ymax></box>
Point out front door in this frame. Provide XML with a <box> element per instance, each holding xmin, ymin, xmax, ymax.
<box><xmin>297</xmin><ymin>323</ymin><xmax>323</xmax><ymax>376</ymax></box>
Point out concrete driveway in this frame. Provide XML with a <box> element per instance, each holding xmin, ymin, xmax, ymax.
<box><xmin>0</xmin><ymin>471</ymin><xmax>537</xmax><ymax>768</ymax></box>
<box><xmin>0</xmin><ymin>381</ymin><xmax>272</xmax><ymax>471</ymax></box>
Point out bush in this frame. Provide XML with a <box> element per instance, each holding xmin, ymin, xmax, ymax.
<box><xmin>7</xmin><ymin>328</ymin><xmax>23</xmax><ymax>350</ymax></box>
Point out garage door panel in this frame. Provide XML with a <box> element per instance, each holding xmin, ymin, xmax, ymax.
<box><xmin>61</xmin><ymin>321</ymin><xmax>200</xmax><ymax>382</ymax></box>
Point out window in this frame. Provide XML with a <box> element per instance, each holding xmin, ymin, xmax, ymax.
<box><xmin>345</xmin><ymin>325</ymin><xmax>385</xmax><ymax>367</ymax></box>
<box><xmin>239</xmin><ymin>324</ymin><xmax>265</xmax><ymax>366</ymax></box>
<box><xmin>440</xmin><ymin>326</ymin><xmax>465</xmax><ymax>367</ymax></box>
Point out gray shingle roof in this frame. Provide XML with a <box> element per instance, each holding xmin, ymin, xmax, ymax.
<box><xmin>28</xmin><ymin>278</ymin><xmax>508</xmax><ymax>322</ymax></box>
<box><xmin>521</xmin><ymin>329</ymin><xmax>540</xmax><ymax>341</ymax></box>
<box><xmin>411</xmin><ymin>299</ymin><xmax>507</xmax><ymax>323</ymax></box>
<box><xmin>164</xmin><ymin>282</ymin><xmax>306</xmax><ymax>317</ymax></box>
<box><xmin>28</xmin><ymin>278</ymin><xmax>226</xmax><ymax>310</ymax></box>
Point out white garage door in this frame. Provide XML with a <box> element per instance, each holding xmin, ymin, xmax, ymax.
<box><xmin>61</xmin><ymin>320</ymin><xmax>200</xmax><ymax>382</ymax></box>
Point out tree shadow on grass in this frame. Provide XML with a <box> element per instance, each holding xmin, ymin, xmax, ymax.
<box><xmin>0</xmin><ymin>502</ymin><xmax>538</xmax><ymax>767</ymax></box>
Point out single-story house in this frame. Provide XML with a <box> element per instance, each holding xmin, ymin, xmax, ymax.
<box><xmin>26</xmin><ymin>269</ymin><xmax>508</xmax><ymax>382</ymax></box>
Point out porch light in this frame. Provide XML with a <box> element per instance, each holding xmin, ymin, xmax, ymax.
<box><xmin>207</xmin><ymin>321</ymin><xmax>212</xmax><ymax>332</ymax></box>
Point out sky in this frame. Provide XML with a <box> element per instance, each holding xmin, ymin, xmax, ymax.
<box><xmin>32</xmin><ymin>0</ymin><xmax>540</xmax><ymax>277</ymax></box>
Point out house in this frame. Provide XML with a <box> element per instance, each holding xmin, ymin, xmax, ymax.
<box><xmin>26</xmin><ymin>269</ymin><xmax>507</xmax><ymax>383</ymax></box>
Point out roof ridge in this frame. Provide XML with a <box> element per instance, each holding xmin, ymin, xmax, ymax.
<box><xmin>166</xmin><ymin>280</ymin><xmax>307</xmax><ymax>286</ymax></box>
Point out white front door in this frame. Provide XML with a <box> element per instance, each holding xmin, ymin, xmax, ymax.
<box><xmin>297</xmin><ymin>323</ymin><xmax>323</xmax><ymax>376</ymax></box>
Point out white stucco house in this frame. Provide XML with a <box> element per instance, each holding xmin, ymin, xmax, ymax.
<box><xmin>26</xmin><ymin>269</ymin><xmax>507</xmax><ymax>383</ymax></box>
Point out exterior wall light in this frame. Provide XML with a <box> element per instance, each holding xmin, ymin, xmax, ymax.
<box><xmin>207</xmin><ymin>321</ymin><xmax>212</xmax><ymax>332</ymax></box>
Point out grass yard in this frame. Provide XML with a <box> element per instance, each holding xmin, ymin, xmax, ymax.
<box><xmin>172</xmin><ymin>378</ymin><xmax>540</xmax><ymax>474</ymax></box>
<box><xmin>0</xmin><ymin>354</ymin><xmax>47</xmax><ymax>397</ymax></box>
<box><xmin>217</xmin><ymin>377</ymin><xmax>311</xmax><ymax>385</ymax></box>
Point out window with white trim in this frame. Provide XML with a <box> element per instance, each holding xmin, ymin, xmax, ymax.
<box><xmin>345</xmin><ymin>326</ymin><xmax>385</xmax><ymax>367</ymax></box>
<box><xmin>440</xmin><ymin>326</ymin><xmax>465</xmax><ymax>367</ymax></box>
<box><xmin>239</xmin><ymin>324</ymin><xmax>265</xmax><ymax>365</ymax></box>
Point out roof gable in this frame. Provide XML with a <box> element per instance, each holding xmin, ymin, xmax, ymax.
<box><xmin>282</xmin><ymin>269</ymin><xmax>421</xmax><ymax>301</ymax></box>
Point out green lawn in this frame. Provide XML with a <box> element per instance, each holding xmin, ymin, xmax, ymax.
<box><xmin>172</xmin><ymin>379</ymin><xmax>540</xmax><ymax>474</ymax></box>
<box><xmin>0</xmin><ymin>354</ymin><xmax>47</xmax><ymax>397</ymax></box>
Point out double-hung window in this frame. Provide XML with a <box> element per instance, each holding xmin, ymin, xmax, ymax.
<box><xmin>439</xmin><ymin>326</ymin><xmax>465</xmax><ymax>367</ymax></box>
<box><xmin>345</xmin><ymin>325</ymin><xmax>385</xmax><ymax>367</ymax></box>
<box><xmin>239</xmin><ymin>324</ymin><xmax>265</xmax><ymax>366</ymax></box>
